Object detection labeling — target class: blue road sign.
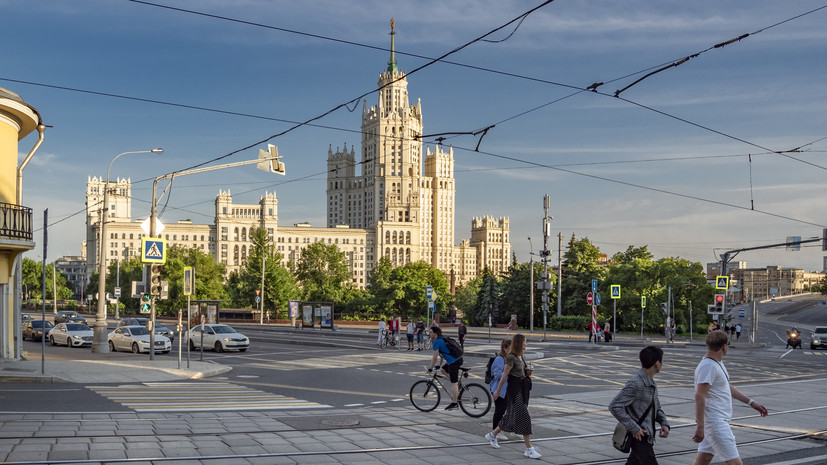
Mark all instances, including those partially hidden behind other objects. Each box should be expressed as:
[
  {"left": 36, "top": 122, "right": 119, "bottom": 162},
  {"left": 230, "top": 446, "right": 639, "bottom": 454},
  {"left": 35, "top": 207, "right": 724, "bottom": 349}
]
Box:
[
  {"left": 141, "top": 238, "right": 166, "bottom": 264},
  {"left": 592, "top": 279, "right": 598, "bottom": 293},
  {"left": 610, "top": 285, "right": 621, "bottom": 299},
  {"left": 596, "top": 293, "right": 601, "bottom": 306}
]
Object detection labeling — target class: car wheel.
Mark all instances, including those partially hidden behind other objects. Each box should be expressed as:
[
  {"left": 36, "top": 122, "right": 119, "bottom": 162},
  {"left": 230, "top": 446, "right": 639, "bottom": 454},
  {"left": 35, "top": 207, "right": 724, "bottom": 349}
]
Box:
[
  {"left": 132, "top": 342, "right": 140, "bottom": 354},
  {"left": 50, "top": 336, "right": 56, "bottom": 346},
  {"left": 109, "top": 341, "right": 116, "bottom": 352},
  {"left": 812, "top": 343, "right": 816, "bottom": 350},
  {"left": 214, "top": 341, "right": 224, "bottom": 353}
]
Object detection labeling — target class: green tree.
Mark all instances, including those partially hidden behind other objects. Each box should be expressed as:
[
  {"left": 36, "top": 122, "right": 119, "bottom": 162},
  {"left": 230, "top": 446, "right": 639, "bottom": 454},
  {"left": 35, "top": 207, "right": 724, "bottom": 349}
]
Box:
[
  {"left": 20, "top": 258, "right": 74, "bottom": 301},
  {"left": 369, "top": 259, "right": 449, "bottom": 319},
  {"left": 498, "top": 258, "right": 551, "bottom": 328},
  {"left": 155, "top": 245, "right": 229, "bottom": 316},
  {"left": 226, "top": 228, "right": 299, "bottom": 317},
  {"left": 472, "top": 269, "right": 500, "bottom": 325},
  {"left": 454, "top": 277, "right": 482, "bottom": 321},
  {"left": 295, "top": 241, "right": 351, "bottom": 303}
]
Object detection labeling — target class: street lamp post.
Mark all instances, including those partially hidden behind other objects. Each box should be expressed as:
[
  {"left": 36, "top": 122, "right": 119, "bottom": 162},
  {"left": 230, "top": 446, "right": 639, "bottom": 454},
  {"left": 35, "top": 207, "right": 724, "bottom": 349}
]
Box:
[
  {"left": 528, "top": 237, "right": 534, "bottom": 332},
  {"left": 92, "top": 149, "right": 163, "bottom": 353}
]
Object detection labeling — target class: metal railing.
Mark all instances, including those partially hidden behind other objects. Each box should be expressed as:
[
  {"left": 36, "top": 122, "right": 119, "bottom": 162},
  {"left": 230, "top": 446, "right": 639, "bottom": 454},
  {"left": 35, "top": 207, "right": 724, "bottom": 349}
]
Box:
[{"left": 0, "top": 202, "right": 33, "bottom": 241}]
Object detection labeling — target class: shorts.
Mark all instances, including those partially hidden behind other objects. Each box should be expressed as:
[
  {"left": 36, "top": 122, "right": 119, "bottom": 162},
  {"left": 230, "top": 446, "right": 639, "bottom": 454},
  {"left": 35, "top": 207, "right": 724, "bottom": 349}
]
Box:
[
  {"left": 443, "top": 358, "right": 463, "bottom": 383},
  {"left": 406, "top": 334, "right": 414, "bottom": 343},
  {"left": 698, "top": 420, "right": 739, "bottom": 462}
]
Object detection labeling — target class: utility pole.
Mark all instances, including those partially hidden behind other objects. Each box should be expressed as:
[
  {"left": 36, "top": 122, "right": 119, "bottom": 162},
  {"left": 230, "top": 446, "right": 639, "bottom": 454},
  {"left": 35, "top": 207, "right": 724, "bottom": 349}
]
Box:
[
  {"left": 529, "top": 239, "right": 534, "bottom": 332},
  {"left": 557, "top": 232, "right": 562, "bottom": 318},
  {"left": 541, "top": 195, "right": 552, "bottom": 341},
  {"left": 260, "top": 255, "right": 266, "bottom": 325},
  {"left": 115, "top": 259, "right": 120, "bottom": 321}
]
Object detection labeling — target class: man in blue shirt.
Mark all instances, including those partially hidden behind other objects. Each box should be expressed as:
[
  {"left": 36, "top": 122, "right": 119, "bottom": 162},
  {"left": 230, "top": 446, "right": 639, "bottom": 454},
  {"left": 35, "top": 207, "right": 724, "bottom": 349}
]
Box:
[{"left": 428, "top": 326, "right": 463, "bottom": 410}]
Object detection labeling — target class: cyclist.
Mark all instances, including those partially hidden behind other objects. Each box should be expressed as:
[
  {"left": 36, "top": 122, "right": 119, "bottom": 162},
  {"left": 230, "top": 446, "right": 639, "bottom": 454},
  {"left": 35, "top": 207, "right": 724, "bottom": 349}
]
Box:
[{"left": 427, "top": 326, "right": 463, "bottom": 410}]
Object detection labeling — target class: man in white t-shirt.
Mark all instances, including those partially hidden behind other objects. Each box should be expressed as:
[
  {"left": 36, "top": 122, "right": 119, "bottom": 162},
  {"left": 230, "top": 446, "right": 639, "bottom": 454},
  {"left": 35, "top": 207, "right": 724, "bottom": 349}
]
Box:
[{"left": 692, "top": 330, "right": 768, "bottom": 465}]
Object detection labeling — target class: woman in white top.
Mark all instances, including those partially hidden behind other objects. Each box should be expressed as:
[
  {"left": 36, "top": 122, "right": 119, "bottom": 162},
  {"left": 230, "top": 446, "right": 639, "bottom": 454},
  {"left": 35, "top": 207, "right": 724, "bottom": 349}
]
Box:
[{"left": 377, "top": 319, "right": 386, "bottom": 346}]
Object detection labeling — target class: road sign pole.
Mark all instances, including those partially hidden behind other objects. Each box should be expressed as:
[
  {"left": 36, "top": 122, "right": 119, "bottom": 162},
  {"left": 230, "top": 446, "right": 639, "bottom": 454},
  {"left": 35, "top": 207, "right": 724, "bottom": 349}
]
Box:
[{"left": 613, "top": 299, "right": 617, "bottom": 334}]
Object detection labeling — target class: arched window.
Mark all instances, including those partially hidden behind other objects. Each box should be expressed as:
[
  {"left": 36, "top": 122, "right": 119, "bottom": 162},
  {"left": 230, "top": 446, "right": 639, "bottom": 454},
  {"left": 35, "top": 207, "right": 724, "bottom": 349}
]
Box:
[
  {"left": 392, "top": 231, "right": 398, "bottom": 244},
  {"left": 406, "top": 232, "right": 411, "bottom": 244},
  {"left": 233, "top": 245, "right": 239, "bottom": 265},
  {"left": 406, "top": 248, "right": 411, "bottom": 263},
  {"left": 241, "top": 228, "right": 247, "bottom": 242},
  {"left": 129, "top": 233, "right": 133, "bottom": 239},
  {"left": 234, "top": 227, "right": 239, "bottom": 241},
  {"left": 385, "top": 231, "right": 390, "bottom": 243}
]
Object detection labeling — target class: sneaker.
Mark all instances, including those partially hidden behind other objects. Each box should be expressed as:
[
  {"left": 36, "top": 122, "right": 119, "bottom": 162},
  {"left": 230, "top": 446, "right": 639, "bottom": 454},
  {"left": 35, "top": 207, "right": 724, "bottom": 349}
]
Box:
[
  {"left": 484, "top": 432, "right": 500, "bottom": 449},
  {"left": 496, "top": 432, "right": 508, "bottom": 441},
  {"left": 524, "top": 447, "right": 541, "bottom": 459},
  {"left": 444, "top": 402, "right": 459, "bottom": 411}
]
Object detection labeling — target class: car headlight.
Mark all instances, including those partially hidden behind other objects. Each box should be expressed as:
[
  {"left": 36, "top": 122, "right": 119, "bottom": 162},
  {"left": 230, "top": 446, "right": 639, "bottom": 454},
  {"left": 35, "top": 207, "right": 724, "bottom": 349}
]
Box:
[
  {"left": 814, "top": 337, "right": 821, "bottom": 343},
  {"left": 72, "top": 335, "right": 82, "bottom": 340}
]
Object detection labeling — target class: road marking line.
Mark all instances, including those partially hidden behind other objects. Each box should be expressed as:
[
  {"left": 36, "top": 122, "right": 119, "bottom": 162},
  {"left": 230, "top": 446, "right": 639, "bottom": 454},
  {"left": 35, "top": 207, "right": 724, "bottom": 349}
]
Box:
[{"left": 766, "top": 453, "right": 827, "bottom": 465}]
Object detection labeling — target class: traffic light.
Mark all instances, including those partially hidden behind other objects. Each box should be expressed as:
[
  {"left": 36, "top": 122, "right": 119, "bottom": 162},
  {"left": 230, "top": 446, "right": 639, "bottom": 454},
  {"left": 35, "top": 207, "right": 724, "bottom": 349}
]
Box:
[
  {"left": 149, "top": 264, "right": 163, "bottom": 296},
  {"left": 659, "top": 302, "right": 668, "bottom": 315},
  {"left": 140, "top": 294, "right": 151, "bottom": 313},
  {"left": 714, "top": 294, "right": 725, "bottom": 313}
]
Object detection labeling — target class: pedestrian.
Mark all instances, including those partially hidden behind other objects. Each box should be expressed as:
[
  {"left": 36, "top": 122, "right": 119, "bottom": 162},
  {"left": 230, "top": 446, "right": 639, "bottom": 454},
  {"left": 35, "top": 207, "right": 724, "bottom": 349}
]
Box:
[
  {"left": 406, "top": 318, "right": 415, "bottom": 351},
  {"left": 588, "top": 321, "right": 599, "bottom": 342},
  {"left": 604, "top": 321, "right": 613, "bottom": 343},
  {"left": 389, "top": 315, "right": 399, "bottom": 344},
  {"left": 484, "top": 333, "right": 541, "bottom": 459},
  {"left": 707, "top": 321, "right": 716, "bottom": 334},
  {"left": 415, "top": 318, "right": 426, "bottom": 351},
  {"left": 729, "top": 324, "right": 736, "bottom": 340},
  {"left": 691, "top": 330, "right": 768, "bottom": 465},
  {"left": 457, "top": 320, "right": 467, "bottom": 348},
  {"left": 670, "top": 319, "right": 676, "bottom": 343},
  {"left": 735, "top": 323, "right": 742, "bottom": 341},
  {"left": 377, "top": 318, "right": 386, "bottom": 346},
  {"left": 609, "top": 346, "right": 671, "bottom": 464},
  {"left": 489, "top": 338, "right": 512, "bottom": 439}
]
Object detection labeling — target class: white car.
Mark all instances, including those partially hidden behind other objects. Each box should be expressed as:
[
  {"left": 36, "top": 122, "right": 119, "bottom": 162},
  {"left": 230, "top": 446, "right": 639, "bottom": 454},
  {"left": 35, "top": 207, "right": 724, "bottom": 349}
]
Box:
[
  {"left": 108, "top": 326, "right": 171, "bottom": 354},
  {"left": 49, "top": 323, "right": 93, "bottom": 348},
  {"left": 188, "top": 324, "right": 249, "bottom": 352}
]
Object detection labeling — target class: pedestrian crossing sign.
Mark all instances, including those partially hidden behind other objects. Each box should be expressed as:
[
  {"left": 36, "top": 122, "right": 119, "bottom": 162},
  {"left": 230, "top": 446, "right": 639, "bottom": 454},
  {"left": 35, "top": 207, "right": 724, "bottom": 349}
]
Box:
[
  {"left": 716, "top": 275, "right": 729, "bottom": 290},
  {"left": 610, "top": 285, "right": 621, "bottom": 299},
  {"left": 141, "top": 238, "right": 166, "bottom": 264}
]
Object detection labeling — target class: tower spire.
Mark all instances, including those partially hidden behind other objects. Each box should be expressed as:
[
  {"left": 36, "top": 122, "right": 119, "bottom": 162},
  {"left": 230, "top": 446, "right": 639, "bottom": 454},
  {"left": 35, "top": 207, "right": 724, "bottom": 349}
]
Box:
[{"left": 387, "top": 18, "right": 398, "bottom": 73}]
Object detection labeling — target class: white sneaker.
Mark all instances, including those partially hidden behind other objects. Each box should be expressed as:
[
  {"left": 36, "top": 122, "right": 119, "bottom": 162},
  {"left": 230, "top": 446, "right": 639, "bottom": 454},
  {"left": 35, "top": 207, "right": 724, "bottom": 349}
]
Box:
[
  {"left": 524, "top": 447, "right": 541, "bottom": 459},
  {"left": 496, "top": 432, "right": 508, "bottom": 441},
  {"left": 484, "top": 432, "right": 500, "bottom": 449}
]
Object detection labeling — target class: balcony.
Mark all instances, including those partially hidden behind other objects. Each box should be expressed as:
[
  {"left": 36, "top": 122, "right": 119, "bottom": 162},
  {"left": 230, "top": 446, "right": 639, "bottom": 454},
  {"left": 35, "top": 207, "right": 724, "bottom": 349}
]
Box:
[{"left": 0, "top": 202, "right": 33, "bottom": 242}]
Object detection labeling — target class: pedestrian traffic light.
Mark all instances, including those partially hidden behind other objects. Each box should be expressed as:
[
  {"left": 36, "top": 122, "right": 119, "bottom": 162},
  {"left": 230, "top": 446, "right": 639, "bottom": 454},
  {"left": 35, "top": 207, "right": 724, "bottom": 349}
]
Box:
[
  {"left": 140, "top": 293, "right": 151, "bottom": 313},
  {"left": 714, "top": 294, "right": 724, "bottom": 313},
  {"left": 149, "top": 264, "right": 163, "bottom": 296},
  {"left": 659, "top": 302, "right": 668, "bottom": 315}
]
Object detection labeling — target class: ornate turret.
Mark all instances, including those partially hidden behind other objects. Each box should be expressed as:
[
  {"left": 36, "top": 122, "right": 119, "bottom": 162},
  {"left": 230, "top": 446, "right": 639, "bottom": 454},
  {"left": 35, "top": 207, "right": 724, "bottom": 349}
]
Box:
[{"left": 388, "top": 18, "right": 399, "bottom": 73}]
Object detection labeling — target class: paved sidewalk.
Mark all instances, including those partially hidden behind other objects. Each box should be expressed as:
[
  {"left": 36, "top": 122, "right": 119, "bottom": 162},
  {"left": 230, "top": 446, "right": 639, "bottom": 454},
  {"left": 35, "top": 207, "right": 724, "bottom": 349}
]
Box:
[{"left": 0, "top": 357, "right": 229, "bottom": 384}]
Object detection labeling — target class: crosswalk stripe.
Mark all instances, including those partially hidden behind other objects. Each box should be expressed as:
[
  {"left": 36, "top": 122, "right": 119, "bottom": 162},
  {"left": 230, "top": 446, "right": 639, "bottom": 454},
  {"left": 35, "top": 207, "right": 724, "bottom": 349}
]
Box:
[
  {"left": 248, "top": 352, "right": 430, "bottom": 371},
  {"left": 88, "top": 382, "right": 330, "bottom": 412}
]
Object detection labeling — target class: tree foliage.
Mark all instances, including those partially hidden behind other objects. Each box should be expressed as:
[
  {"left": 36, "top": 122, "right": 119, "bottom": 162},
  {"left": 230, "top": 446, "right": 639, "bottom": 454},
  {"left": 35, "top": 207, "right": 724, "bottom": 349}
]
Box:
[
  {"left": 370, "top": 260, "right": 449, "bottom": 319},
  {"left": 294, "top": 241, "right": 351, "bottom": 305},
  {"left": 156, "top": 245, "right": 230, "bottom": 316}
]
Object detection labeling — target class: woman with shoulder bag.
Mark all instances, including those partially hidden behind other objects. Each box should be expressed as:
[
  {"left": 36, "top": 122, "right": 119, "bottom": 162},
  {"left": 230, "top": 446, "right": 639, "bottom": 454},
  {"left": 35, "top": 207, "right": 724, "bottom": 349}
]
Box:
[
  {"left": 484, "top": 334, "right": 541, "bottom": 459},
  {"left": 488, "top": 339, "right": 512, "bottom": 440}
]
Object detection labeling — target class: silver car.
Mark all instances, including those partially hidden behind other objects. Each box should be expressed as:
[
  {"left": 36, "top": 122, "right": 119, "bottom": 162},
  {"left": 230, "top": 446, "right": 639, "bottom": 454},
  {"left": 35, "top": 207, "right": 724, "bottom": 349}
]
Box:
[
  {"left": 810, "top": 327, "right": 827, "bottom": 350},
  {"left": 108, "top": 326, "right": 170, "bottom": 354},
  {"left": 188, "top": 324, "right": 249, "bottom": 352},
  {"left": 49, "top": 323, "right": 93, "bottom": 348}
]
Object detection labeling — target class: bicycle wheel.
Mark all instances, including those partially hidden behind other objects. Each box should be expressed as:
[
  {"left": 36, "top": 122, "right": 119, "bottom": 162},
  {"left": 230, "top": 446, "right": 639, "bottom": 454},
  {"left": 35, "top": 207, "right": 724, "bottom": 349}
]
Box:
[
  {"left": 409, "top": 380, "right": 441, "bottom": 412},
  {"left": 424, "top": 337, "right": 432, "bottom": 350},
  {"left": 380, "top": 331, "right": 388, "bottom": 349},
  {"left": 458, "top": 382, "right": 492, "bottom": 418}
]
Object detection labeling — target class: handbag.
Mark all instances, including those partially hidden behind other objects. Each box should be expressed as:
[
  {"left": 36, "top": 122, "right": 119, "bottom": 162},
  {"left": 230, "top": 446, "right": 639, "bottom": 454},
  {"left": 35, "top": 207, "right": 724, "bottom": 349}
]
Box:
[{"left": 612, "top": 399, "right": 654, "bottom": 453}]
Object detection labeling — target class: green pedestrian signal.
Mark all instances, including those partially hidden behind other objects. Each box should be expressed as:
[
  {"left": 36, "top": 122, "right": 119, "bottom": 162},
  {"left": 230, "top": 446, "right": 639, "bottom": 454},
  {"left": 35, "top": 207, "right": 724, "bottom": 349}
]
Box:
[{"left": 141, "top": 294, "right": 151, "bottom": 314}]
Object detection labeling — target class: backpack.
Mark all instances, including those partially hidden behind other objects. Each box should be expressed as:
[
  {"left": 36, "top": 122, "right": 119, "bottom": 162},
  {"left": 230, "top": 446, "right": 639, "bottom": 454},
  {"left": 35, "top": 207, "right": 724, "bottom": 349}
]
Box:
[
  {"left": 441, "top": 336, "right": 464, "bottom": 359},
  {"left": 484, "top": 355, "right": 496, "bottom": 384}
]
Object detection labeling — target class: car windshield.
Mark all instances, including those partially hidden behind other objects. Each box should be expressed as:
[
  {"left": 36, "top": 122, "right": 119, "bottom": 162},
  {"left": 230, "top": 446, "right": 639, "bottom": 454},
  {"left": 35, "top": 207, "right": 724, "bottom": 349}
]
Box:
[
  {"left": 815, "top": 328, "right": 827, "bottom": 334},
  {"left": 65, "top": 324, "right": 89, "bottom": 331},
  {"left": 212, "top": 325, "right": 235, "bottom": 334},
  {"left": 130, "top": 327, "right": 150, "bottom": 336},
  {"left": 33, "top": 321, "right": 54, "bottom": 329}
]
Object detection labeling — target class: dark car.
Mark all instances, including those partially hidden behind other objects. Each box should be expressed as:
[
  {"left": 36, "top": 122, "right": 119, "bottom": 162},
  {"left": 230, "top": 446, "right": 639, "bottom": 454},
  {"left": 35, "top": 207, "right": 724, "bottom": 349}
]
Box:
[
  {"left": 22, "top": 320, "right": 54, "bottom": 342},
  {"left": 119, "top": 318, "right": 175, "bottom": 343},
  {"left": 54, "top": 311, "right": 81, "bottom": 324},
  {"left": 67, "top": 316, "right": 89, "bottom": 325}
]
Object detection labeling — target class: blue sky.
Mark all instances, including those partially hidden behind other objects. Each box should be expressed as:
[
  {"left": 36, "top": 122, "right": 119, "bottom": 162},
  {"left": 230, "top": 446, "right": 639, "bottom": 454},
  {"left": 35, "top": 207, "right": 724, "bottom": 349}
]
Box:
[{"left": 4, "top": 0, "right": 826, "bottom": 272}]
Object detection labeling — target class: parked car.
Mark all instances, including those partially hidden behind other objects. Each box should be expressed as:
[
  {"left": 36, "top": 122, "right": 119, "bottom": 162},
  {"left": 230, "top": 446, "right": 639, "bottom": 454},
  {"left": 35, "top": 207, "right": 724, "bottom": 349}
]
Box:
[
  {"left": 22, "top": 320, "right": 54, "bottom": 342},
  {"left": 54, "top": 311, "right": 82, "bottom": 324},
  {"left": 67, "top": 316, "right": 88, "bottom": 325},
  {"left": 108, "top": 326, "right": 170, "bottom": 354},
  {"left": 119, "top": 318, "right": 175, "bottom": 343},
  {"left": 21, "top": 313, "right": 33, "bottom": 322},
  {"left": 49, "top": 323, "right": 93, "bottom": 348},
  {"left": 810, "top": 326, "right": 827, "bottom": 350},
  {"left": 188, "top": 324, "right": 249, "bottom": 352}
]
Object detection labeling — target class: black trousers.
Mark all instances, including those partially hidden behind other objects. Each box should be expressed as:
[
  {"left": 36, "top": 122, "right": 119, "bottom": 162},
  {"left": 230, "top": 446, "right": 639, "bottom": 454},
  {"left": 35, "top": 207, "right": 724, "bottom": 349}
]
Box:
[
  {"left": 625, "top": 436, "right": 658, "bottom": 465},
  {"left": 492, "top": 396, "right": 507, "bottom": 430}
]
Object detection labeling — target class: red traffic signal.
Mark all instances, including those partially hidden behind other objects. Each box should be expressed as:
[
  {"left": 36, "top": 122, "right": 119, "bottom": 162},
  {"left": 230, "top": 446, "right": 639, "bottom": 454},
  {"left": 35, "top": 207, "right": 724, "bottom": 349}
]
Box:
[{"left": 714, "top": 294, "right": 725, "bottom": 312}]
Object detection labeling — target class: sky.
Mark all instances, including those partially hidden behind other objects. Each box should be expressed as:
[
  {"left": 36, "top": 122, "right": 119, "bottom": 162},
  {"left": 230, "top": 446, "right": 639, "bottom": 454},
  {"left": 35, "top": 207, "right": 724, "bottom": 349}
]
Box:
[{"left": 3, "top": 0, "right": 826, "bottom": 273}]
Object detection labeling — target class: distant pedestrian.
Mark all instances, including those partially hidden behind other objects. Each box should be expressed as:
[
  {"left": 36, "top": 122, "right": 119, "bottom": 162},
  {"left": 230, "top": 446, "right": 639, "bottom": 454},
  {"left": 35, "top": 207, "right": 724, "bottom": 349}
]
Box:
[
  {"left": 735, "top": 323, "right": 742, "bottom": 341},
  {"left": 484, "top": 333, "right": 541, "bottom": 459},
  {"left": 603, "top": 321, "right": 612, "bottom": 343},
  {"left": 415, "top": 318, "right": 426, "bottom": 351},
  {"left": 609, "top": 346, "right": 671, "bottom": 464},
  {"left": 489, "top": 339, "right": 512, "bottom": 437},
  {"left": 691, "top": 331, "right": 768, "bottom": 465},
  {"left": 670, "top": 319, "right": 676, "bottom": 343},
  {"left": 457, "top": 320, "right": 467, "bottom": 348},
  {"left": 377, "top": 319, "right": 386, "bottom": 346},
  {"left": 406, "top": 318, "right": 415, "bottom": 351},
  {"left": 588, "top": 321, "right": 600, "bottom": 342},
  {"left": 729, "top": 324, "right": 736, "bottom": 339}
]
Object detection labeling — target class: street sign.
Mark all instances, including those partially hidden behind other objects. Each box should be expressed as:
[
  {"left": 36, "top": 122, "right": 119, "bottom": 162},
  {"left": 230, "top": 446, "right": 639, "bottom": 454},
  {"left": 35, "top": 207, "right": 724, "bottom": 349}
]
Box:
[
  {"left": 140, "top": 217, "right": 165, "bottom": 235},
  {"left": 587, "top": 292, "right": 594, "bottom": 305},
  {"left": 592, "top": 279, "right": 598, "bottom": 293},
  {"left": 428, "top": 301, "right": 435, "bottom": 311},
  {"left": 113, "top": 287, "right": 121, "bottom": 298},
  {"left": 255, "top": 289, "right": 261, "bottom": 297},
  {"left": 641, "top": 296, "right": 646, "bottom": 308},
  {"left": 595, "top": 293, "right": 601, "bottom": 306},
  {"left": 289, "top": 300, "right": 299, "bottom": 318},
  {"left": 738, "top": 308, "right": 745, "bottom": 318},
  {"left": 141, "top": 238, "right": 166, "bottom": 264},
  {"left": 183, "top": 266, "right": 193, "bottom": 296},
  {"left": 716, "top": 276, "right": 729, "bottom": 290},
  {"left": 255, "top": 296, "right": 261, "bottom": 304},
  {"left": 610, "top": 285, "right": 621, "bottom": 299},
  {"left": 425, "top": 286, "right": 433, "bottom": 300}
]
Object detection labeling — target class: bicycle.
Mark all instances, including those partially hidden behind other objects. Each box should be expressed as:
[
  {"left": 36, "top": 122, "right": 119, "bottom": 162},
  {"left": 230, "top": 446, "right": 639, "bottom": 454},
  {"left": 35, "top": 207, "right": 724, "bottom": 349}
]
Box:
[
  {"left": 409, "top": 365, "right": 492, "bottom": 417},
  {"left": 423, "top": 328, "right": 432, "bottom": 350},
  {"left": 380, "top": 329, "right": 398, "bottom": 349}
]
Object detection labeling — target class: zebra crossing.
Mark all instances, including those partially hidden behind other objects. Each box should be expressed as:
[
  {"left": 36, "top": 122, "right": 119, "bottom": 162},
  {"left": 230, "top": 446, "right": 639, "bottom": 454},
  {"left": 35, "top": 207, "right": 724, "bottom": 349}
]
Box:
[
  {"left": 87, "top": 382, "right": 330, "bottom": 412},
  {"left": 248, "top": 351, "right": 431, "bottom": 371}
]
